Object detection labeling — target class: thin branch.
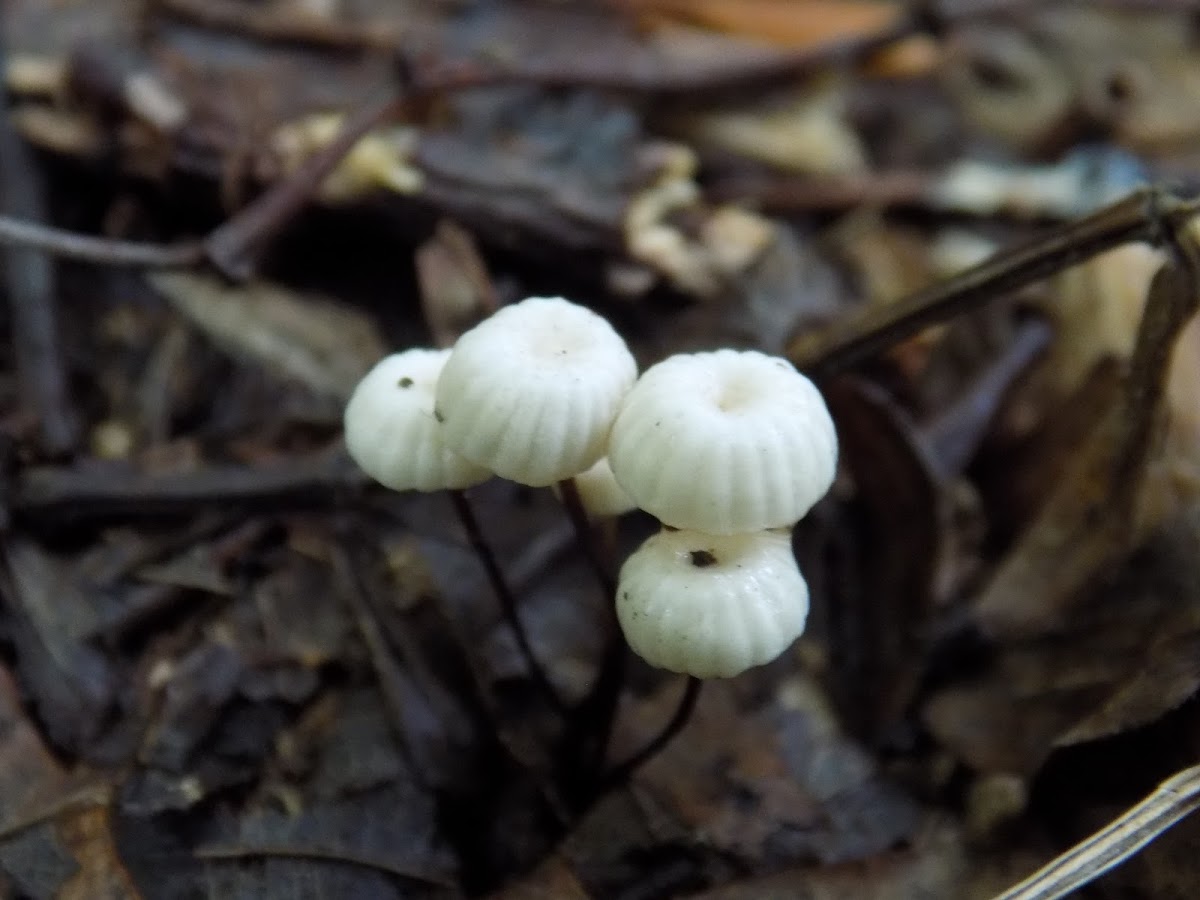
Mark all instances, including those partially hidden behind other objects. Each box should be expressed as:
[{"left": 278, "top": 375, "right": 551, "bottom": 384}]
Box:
[
  {"left": 200, "top": 88, "right": 402, "bottom": 280},
  {"left": 10, "top": 453, "right": 369, "bottom": 522},
  {"left": 991, "top": 764, "right": 1200, "bottom": 900},
  {"left": 0, "top": 217, "right": 202, "bottom": 268},
  {"left": 789, "top": 189, "right": 1200, "bottom": 378}
]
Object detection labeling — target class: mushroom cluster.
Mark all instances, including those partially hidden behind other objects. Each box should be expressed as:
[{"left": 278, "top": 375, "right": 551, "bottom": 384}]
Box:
[
  {"left": 344, "top": 296, "right": 638, "bottom": 494},
  {"left": 608, "top": 350, "right": 838, "bottom": 679},
  {"left": 344, "top": 298, "right": 837, "bottom": 682}
]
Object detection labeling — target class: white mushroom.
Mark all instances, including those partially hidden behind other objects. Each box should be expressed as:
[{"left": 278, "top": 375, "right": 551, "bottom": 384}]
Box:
[
  {"left": 344, "top": 349, "right": 491, "bottom": 491},
  {"left": 551, "top": 457, "right": 637, "bottom": 518},
  {"left": 609, "top": 349, "right": 837, "bottom": 534},
  {"left": 435, "top": 296, "right": 637, "bottom": 487},
  {"left": 617, "top": 528, "right": 809, "bottom": 679}
]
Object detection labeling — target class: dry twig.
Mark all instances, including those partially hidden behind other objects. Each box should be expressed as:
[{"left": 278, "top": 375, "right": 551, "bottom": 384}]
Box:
[{"left": 992, "top": 764, "right": 1200, "bottom": 900}]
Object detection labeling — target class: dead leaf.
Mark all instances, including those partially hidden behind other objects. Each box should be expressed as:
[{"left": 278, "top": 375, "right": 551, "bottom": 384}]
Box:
[
  {"left": 822, "top": 377, "right": 942, "bottom": 738},
  {"left": 147, "top": 272, "right": 386, "bottom": 403},
  {"left": 616, "top": 0, "right": 901, "bottom": 49},
  {"left": 488, "top": 853, "right": 591, "bottom": 900},
  {"left": 56, "top": 806, "right": 141, "bottom": 900},
  {"left": 416, "top": 220, "right": 497, "bottom": 349},
  {"left": 926, "top": 503, "right": 1200, "bottom": 775}
]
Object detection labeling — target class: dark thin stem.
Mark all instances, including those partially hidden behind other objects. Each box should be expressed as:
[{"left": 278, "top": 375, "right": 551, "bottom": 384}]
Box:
[
  {"left": 447, "top": 489, "right": 565, "bottom": 712},
  {"left": 790, "top": 189, "right": 1200, "bottom": 378},
  {"left": 556, "top": 478, "right": 626, "bottom": 784},
  {"left": 598, "top": 676, "right": 702, "bottom": 793},
  {"left": 555, "top": 479, "right": 615, "bottom": 597}
]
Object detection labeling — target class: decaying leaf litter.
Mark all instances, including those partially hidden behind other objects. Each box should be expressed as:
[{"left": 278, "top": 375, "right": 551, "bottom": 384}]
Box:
[{"left": 3, "top": 0, "right": 1200, "bottom": 896}]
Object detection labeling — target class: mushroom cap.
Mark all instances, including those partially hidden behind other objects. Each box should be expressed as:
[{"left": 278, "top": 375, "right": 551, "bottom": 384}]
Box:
[
  {"left": 617, "top": 528, "right": 809, "bottom": 678},
  {"left": 608, "top": 349, "right": 837, "bottom": 534},
  {"left": 553, "top": 457, "right": 637, "bottom": 518},
  {"left": 344, "top": 349, "right": 491, "bottom": 492},
  {"left": 435, "top": 296, "right": 637, "bottom": 486}
]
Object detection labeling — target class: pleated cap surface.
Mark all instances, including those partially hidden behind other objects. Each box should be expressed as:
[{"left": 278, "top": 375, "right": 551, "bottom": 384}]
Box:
[
  {"left": 435, "top": 297, "right": 637, "bottom": 486},
  {"left": 609, "top": 349, "right": 837, "bottom": 533},
  {"left": 344, "top": 349, "right": 491, "bottom": 492},
  {"left": 617, "top": 528, "right": 809, "bottom": 678}
]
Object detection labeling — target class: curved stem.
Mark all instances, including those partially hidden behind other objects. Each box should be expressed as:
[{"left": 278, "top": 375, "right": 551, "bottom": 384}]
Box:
[
  {"left": 555, "top": 478, "right": 615, "bottom": 596},
  {"left": 448, "top": 488, "right": 565, "bottom": 712},
  {"left": 555, "top": 477, "right": 628, "bottom": 787},
  {"left": 598, "top": 676, "right": 702, "bottom": 793}
]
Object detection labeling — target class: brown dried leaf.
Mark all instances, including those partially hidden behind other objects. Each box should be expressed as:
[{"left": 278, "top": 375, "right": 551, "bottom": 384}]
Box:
[
  {"left": 822, "top": 378, "right": 941, "bottom": 737},
  {"left": 488, "top": 854, "right": 591, "bottom": 900},
  {"left": 146, "top": 272, "right": 386, "bottom": 403},
  {"left": 608, "top": 676, "right": 920, "bottom": 866},
  {"left": 616, "top": 0, "right": 902, "bottom": 49},
  {"left": 56, "top": 806, "right": 141, "bottom": 900},
  {"left": 415, "top": 220, "right": 497, "bottom": 349},
  {"left": 927, "top": 503, "right": 1200, "bottom": 775},
  {"left": 942, "top": 7, "right": 1200, "bottom": 153},
  {"left": 0, "top": 666, "right": 69, "bottom": 827},
  {"left": 680, "top": 821, "right": 965, "bottom": 900},
  {"left": 973, "top": 259, "right": 1196, "bottom": 638}
]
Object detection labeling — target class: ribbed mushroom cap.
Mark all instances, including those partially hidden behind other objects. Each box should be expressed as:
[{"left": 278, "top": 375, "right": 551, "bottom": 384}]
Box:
[
  {"left": 552, "top": 457, "right": 637, "bottom": 518},
  {"left": 344, "top": 349, "right": 491, "bottom": 492},
  {"left": 435, "top": 296, "right": 637, "bottom": 487},
  {"left": 608, "top": 349, "right": 837, "bottom": 534},
  {"left": 617, "top": 528, "right": 809, "bottom": 679}
]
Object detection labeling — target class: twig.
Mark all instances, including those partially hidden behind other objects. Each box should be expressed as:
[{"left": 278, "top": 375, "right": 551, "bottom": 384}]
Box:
[
  {"left": 0, "top": 217, "right": 202, "bottom": 268},
  {"left": 201, "top": 89, "right": 402, "bottom": 280},
  {"left": 598, "top": 676, "right": 702, "bottom": 793},
  {"left": 991, "top": 764, "right": 1200, "bottom": 900},
  {"left": 194, "top": 843, "right": 456, "bottom": 888},
  {"left": 0, "top": 22, "right": 78, "bottom": 455},
  {"left": 789, "top": 189, "right": 1200, "bottom": 377},
  {"left": 447, "top": 489, "right": 565, "bottom": 712},
  {"left": 10, "top": 452, "right": 369, "bottom": 522}
]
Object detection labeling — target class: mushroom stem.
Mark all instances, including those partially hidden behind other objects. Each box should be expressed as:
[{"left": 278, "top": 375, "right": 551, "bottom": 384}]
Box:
[
  {"left": 599, "top": 676, "right": 702, "bottom": 792},
  {"left": 555, "top": 478, "right": 616, "bottom": 597},
  {"left": 447, "top": 488, "right": 565, "bottom": 712},
  {"left": 555, "top": 476, "right": 628, "bottom": 782}
]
